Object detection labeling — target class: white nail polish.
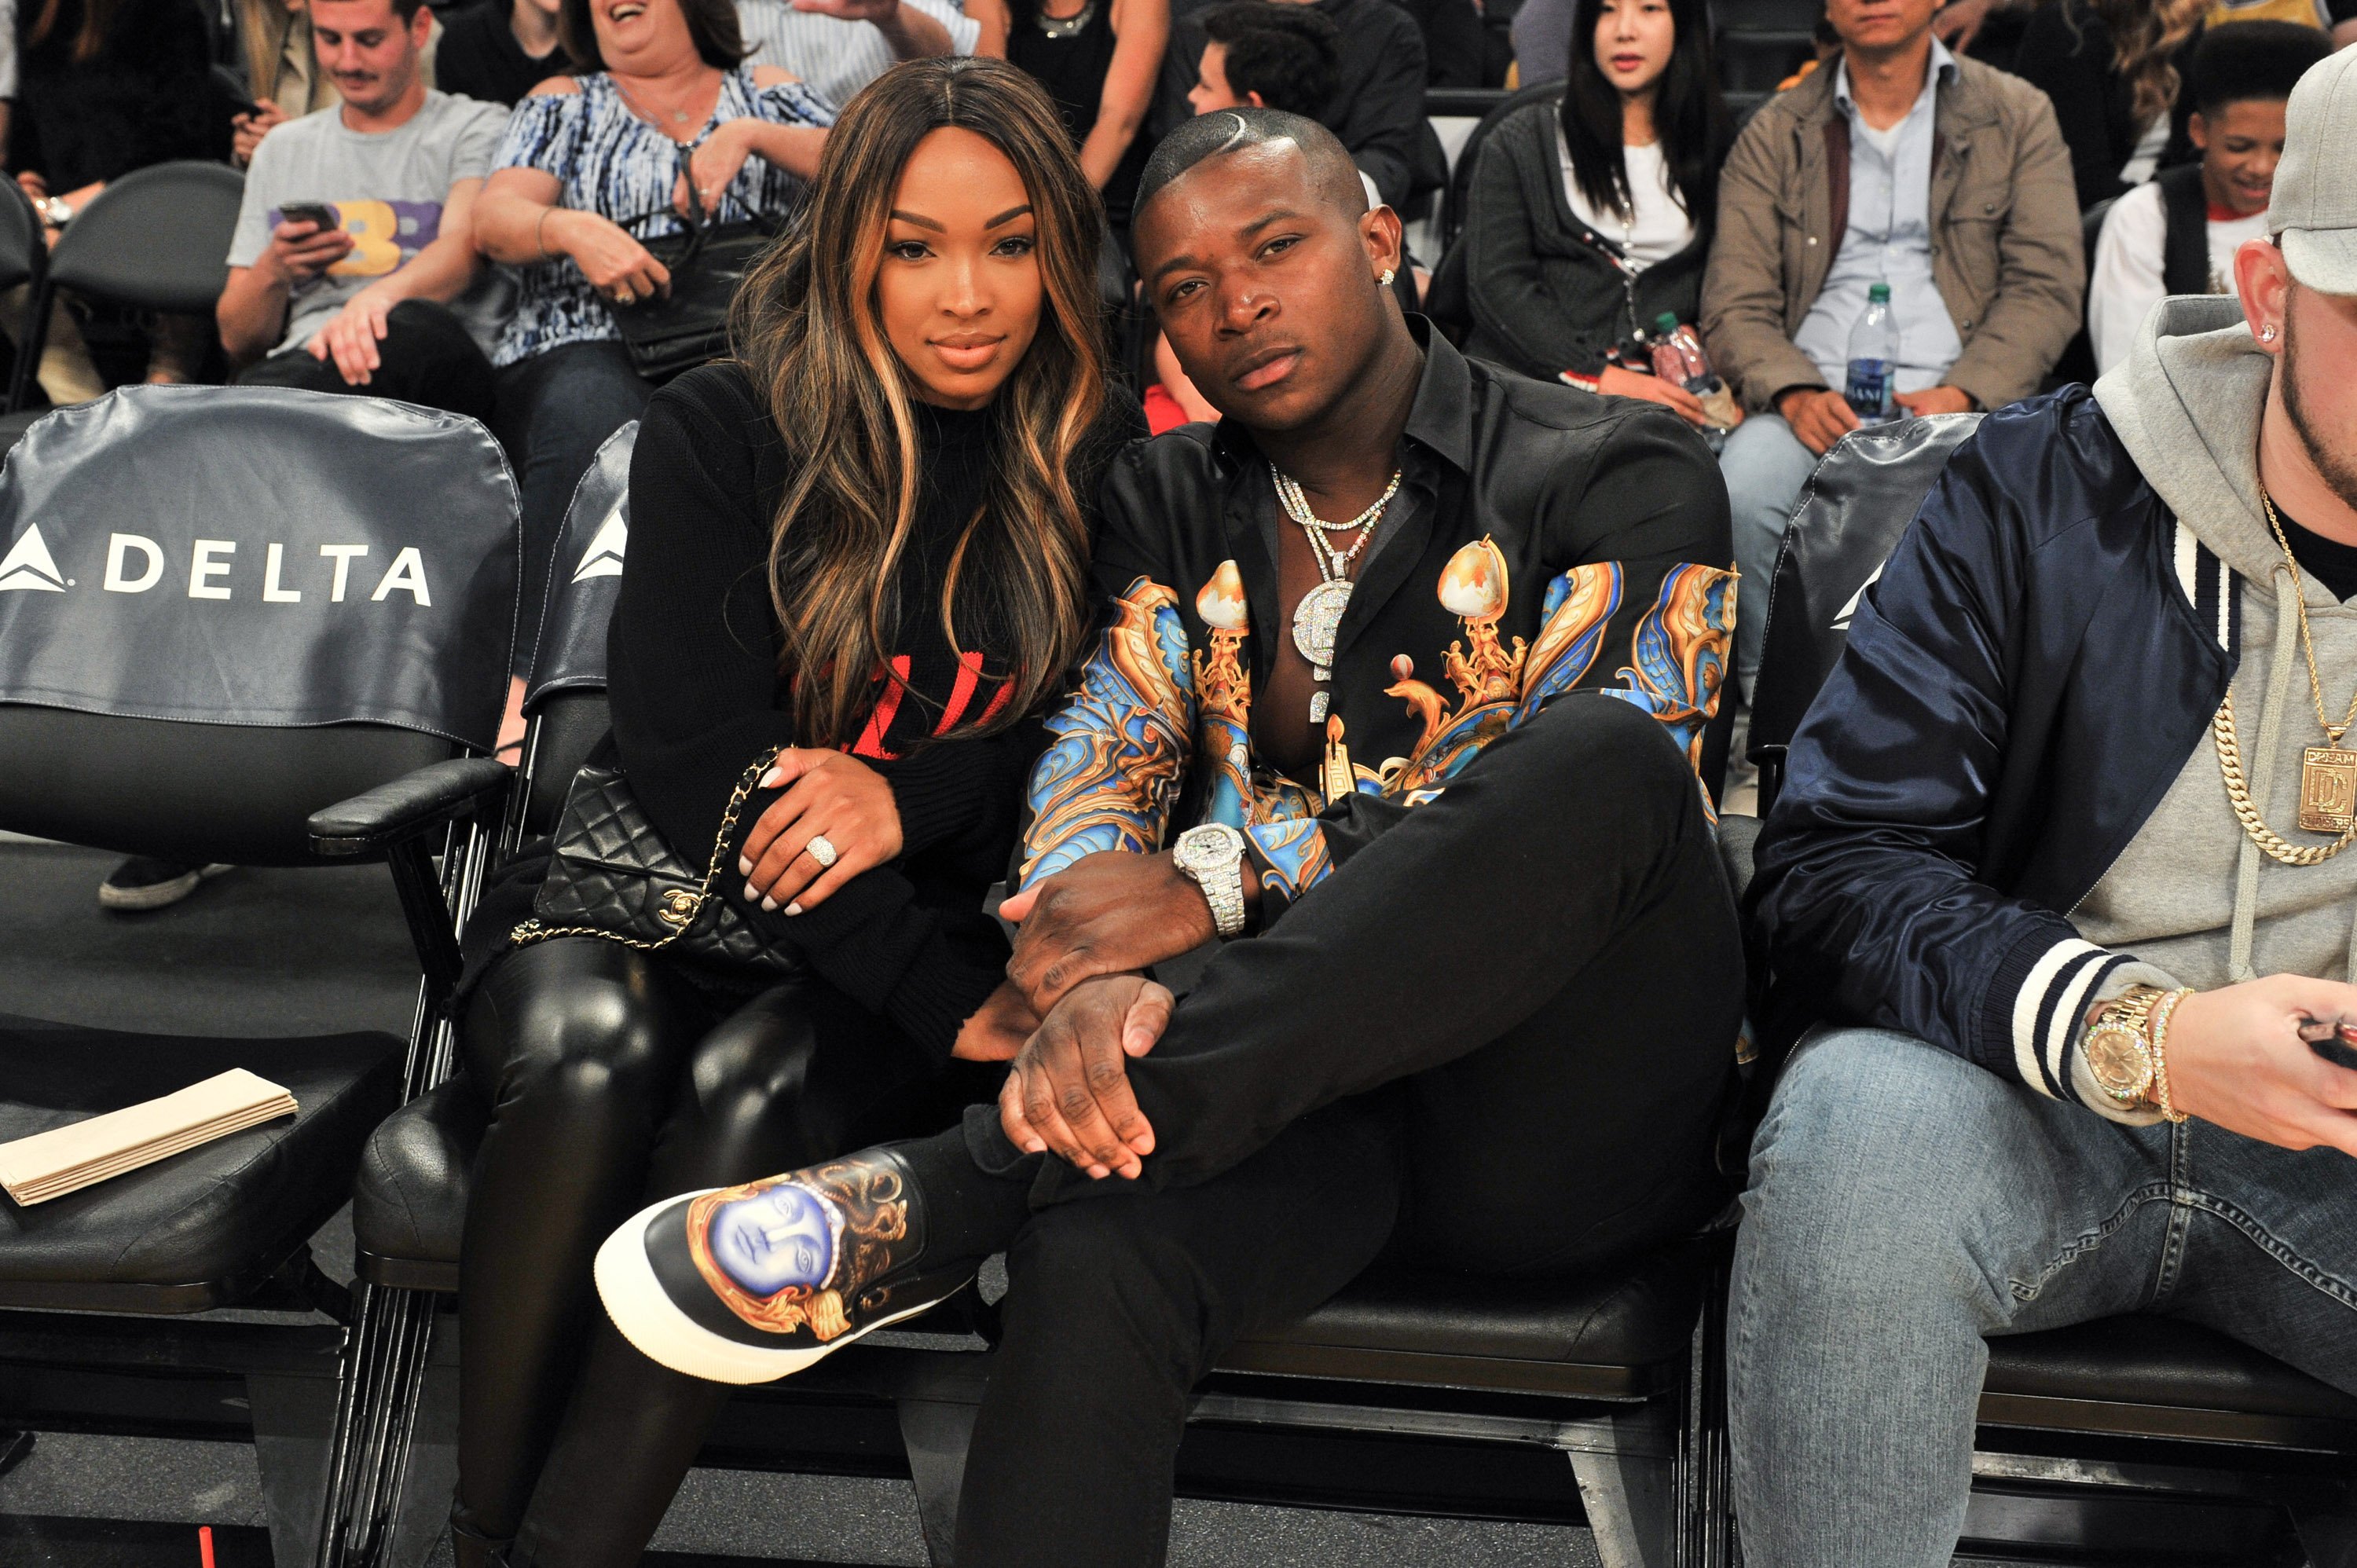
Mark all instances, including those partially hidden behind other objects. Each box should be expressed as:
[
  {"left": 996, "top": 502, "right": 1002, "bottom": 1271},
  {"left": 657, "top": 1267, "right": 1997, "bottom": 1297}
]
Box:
[
  {"left": 737, "top": 856, "right": 751, "bottom": 876},
  {"left": 759, "top": 768, "right": 783, "bottom": 788},
  {"left": 761, "top": 896, "right": 777, "bottom": 911},
  {"left": 742, "top": 882, "right": 757, "bottom": 902},
  {"left": 785, "top": 901, "right": 803, "bottom": 916}
]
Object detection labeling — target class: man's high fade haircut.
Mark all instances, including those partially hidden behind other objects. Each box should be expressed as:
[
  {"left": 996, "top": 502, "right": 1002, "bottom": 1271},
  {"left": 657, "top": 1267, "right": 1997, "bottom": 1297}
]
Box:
[
  {"left": 1134, "top": 108, "right": 1369, "bottom": 224},
  {"left": 2187, "top": 20, "right": 2330, "bottom": 117}
]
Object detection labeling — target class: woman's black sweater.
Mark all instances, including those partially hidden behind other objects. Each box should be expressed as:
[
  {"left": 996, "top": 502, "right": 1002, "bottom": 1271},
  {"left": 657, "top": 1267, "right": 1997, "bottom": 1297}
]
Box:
[{"left": 599, "top": 364, "right": 1044, "bottom": 1060}]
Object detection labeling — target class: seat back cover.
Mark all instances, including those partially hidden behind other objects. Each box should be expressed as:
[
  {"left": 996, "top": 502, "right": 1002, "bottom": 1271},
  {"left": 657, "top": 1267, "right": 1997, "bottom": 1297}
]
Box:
[
  {"left": 526, "top": 420, "right": 634, "bottom": 713},
  {"left": 1748, "top": 412, "right": 1981, "bottom": 801},
  {"left": 0, "top": 387, "right": 521, "bottom": 863}
]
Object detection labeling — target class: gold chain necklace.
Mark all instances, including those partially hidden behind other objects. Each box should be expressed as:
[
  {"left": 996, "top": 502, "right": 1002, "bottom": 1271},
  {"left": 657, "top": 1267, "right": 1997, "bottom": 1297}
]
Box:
[{"left": 2212, "top": 486, "right": 2357, "bottom": 860}]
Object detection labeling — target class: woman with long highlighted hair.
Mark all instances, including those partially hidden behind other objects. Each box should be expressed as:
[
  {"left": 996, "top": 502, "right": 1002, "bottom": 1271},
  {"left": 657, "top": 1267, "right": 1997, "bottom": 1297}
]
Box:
[{"left": 447, "top": 56, "right": 1133, "bottom": 1568}]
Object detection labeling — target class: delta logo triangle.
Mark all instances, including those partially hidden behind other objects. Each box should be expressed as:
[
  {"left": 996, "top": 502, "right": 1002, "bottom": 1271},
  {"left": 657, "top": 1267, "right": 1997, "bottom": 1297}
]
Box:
[
  {"left": 0, "top": 526, "right": 66, "bottom": 592},
  {"left": 571, "top": 503, "right": 627, "bottom": 584},
  {"left": 1831, "top": 562, "right": 1884, "bottom": 632}
]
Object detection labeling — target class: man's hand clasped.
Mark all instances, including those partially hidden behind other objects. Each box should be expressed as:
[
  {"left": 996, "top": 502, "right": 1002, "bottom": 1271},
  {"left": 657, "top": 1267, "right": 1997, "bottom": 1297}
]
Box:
[{"left": 985, "top": 850, "right": 1230, "bottom": 1178}]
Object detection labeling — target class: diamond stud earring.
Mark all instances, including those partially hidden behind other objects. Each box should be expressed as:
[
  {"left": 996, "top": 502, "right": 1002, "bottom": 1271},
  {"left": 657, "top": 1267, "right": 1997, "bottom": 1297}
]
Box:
[
  {"left": 1379, "top": 268, "right": 1396, "bottom": 287},
  {"left": 2261, "top": 324, "right": 2279, "bottom": 343}
]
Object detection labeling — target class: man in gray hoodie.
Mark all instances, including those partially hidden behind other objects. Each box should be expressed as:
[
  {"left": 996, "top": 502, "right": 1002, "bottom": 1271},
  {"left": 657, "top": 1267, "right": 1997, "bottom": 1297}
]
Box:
[{"left": 1732, "top": 49, "right": 2357, "bottom": 1566}]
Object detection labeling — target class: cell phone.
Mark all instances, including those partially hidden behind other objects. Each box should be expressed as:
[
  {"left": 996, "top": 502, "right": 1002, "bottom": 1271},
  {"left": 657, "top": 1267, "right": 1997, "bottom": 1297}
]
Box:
[{"left": 280, "top": 201, "right": 341, "bottom": 233}]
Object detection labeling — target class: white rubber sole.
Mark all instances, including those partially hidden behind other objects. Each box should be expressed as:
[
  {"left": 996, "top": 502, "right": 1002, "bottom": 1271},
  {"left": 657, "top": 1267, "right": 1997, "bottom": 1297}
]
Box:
[
  {"left": 98, "top": 863, "right": 232, "bottom": 911},
  {"left": 593, "top": 1191, "right": 957, "bottom": 1386}
]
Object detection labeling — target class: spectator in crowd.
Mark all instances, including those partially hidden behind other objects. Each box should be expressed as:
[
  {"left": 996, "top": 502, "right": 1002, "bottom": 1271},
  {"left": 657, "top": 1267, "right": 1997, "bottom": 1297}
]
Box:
[
  {"left": 598, "top": 109, "right": 1741, "bottom": 1568},
  {"left": 219, "top": 0, "right": 509, "bottom": 418},
  {"left": 1732, "top": 48, "right": 2357, "bottom": 1566},
  {"left": 1701, "top": 0, "right": 2080, "bottom": 696},
  {"left": 445, "top": 59, "right": 1128, "bottom": 1568},
  {"left": 1462, "top": 0, "right": 1728, "bottom": 425},
  {"left": 733, "top": 0, "right": 976, "bottom": 112},
  {"left": 8, "top": 0, "right": 230, "bottom": 412},
  {"left": 1146, "top": 0, "right": 1334, "bottom": 430},
  {"left": 470, "top": 0, "right": 830, "bottom": 675},
  {"left": 1152, "top": 0, "right": 1426, "bottom": 209},
  {"left": 2088, "top": 19, "right": 2326, "bottom": 373},
  {"left": 2013, "top": 0, "right": 2205, "bottom": 212},
  {"left": 1393, "top": 0, "right": 1486, "bottom": 88},
  {"left": 233, "top": 0, "right": 443, "bottom": 163},
  {"left": 981, "top": 0, "right": 1167, "bottom": 223},
  {"left": 435, "top": 0, "right": 563, "bottom": 104}
]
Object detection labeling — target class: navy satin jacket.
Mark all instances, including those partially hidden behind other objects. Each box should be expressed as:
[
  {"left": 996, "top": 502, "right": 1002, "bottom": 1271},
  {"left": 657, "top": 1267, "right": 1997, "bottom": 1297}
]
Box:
[{"left": 1748, "top": 385, "right": 2245, "bottom": 1105}]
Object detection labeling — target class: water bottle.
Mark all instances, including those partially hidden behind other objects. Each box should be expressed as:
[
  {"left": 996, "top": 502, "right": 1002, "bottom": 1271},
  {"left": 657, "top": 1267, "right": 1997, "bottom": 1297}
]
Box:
[
  {"left": 1650, "top": 312, "right": 1710, "bottom": 390},
  {"left": 1844, "top": 283, "right": 1901, "bottom": 424}
]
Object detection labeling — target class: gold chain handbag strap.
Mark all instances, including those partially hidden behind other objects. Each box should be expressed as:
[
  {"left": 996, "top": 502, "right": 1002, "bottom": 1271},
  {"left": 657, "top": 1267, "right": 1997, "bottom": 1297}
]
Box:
[
  {"left": 510, "top": 745, "right": 786, "bottom": 953},
  {"left": 2212, "top": 692, "right": 2356, "bottom": 866}
]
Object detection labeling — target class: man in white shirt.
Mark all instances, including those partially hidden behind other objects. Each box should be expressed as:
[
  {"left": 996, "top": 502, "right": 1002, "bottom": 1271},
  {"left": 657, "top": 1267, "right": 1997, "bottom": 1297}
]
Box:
[
  {"left": 2088, "top": 20, "right": 2328, "bottom": 375},
  {"left": 218, "top": 0, "right": 508, "bottom": 423},
  {"left": 733, "top": 0, "right": 978, "bottom": 112}
]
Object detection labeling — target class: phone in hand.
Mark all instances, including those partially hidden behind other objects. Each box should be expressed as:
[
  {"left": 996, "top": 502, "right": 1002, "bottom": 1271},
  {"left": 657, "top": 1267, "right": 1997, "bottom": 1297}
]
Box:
[
  {"left": 280, "top": 201, "right": 341, "bottom": 234},
  {"left": 2299, "top": 1016, "right": 2357, "bottom": 1072}
]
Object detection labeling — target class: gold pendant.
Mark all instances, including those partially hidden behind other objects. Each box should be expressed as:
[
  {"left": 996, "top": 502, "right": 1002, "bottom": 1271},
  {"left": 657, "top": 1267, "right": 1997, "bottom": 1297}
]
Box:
[
  {"left": 1321, "top": 716, "right": 1355, "bottom": 803},
  {"left": 2300, "top": 746, "right": 2357, "bottom": 833}
]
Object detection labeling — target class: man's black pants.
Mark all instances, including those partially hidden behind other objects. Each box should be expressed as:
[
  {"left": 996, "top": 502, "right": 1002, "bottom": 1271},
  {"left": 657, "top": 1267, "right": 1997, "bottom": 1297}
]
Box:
[
  {"left": 955, "top": 693, "right": 1747, "bottom": 1566},
  {"left": 235, "top": 299, "right": 497, "bottom": 423}
]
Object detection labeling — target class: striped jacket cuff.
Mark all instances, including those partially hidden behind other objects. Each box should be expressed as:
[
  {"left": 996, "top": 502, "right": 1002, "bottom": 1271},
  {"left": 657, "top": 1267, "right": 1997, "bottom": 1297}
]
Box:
[{"left": 1991, "top": 934, "right": 2136, "bottom": 1106}]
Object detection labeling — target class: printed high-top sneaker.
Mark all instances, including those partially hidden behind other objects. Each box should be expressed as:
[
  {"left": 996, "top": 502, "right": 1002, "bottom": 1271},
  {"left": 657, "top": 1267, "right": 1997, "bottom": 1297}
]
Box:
[{"left": 595, "top": 1147, "right": 977, "bottom": 1384}]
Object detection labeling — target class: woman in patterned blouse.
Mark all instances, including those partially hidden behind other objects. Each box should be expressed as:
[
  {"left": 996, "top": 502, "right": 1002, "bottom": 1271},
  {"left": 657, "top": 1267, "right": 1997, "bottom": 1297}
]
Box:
[{"left": 473, "top": 0, "right": 831, "bottom": 676}]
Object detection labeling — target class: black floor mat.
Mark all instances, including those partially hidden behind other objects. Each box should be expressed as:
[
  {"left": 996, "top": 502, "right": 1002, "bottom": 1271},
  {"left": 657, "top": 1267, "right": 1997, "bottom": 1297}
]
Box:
[{"left": 0, "top": 841, "right": 420, "bottom": 1039}]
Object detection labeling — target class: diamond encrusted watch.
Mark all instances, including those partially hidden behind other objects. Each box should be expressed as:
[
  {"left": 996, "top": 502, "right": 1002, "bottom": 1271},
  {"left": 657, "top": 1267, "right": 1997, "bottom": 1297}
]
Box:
[
  {"left": 1171, "top": 822, "right": 1248, "bottom": 939},
  {"left": 2084, "top": 985, "right": 2168, "bottom": 1109}
]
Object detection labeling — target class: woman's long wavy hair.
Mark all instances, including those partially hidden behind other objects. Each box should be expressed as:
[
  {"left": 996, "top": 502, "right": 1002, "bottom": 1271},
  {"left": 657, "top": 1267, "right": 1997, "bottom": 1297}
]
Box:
[
  {"left": 732, "top": 57, "right": 1109, "bottom": 751},
  {"left": 2072, "top": 0, "right": 2205, "bottom": 134},
  {"left": 1560, "top": 0, "right": 1728, "bottom": 229}
]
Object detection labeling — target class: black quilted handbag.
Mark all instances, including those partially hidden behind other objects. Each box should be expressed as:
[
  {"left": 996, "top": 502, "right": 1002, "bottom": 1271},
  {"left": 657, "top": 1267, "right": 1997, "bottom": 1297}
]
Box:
[{"left": 509, "top": 748, "right": 803, "bottom": 978}]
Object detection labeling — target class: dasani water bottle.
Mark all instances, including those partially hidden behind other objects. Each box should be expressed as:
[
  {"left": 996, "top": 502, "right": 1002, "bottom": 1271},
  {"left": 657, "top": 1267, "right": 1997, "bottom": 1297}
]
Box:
[{"left": 1844, "top": 283, "right": 1901, "bottom": 424}]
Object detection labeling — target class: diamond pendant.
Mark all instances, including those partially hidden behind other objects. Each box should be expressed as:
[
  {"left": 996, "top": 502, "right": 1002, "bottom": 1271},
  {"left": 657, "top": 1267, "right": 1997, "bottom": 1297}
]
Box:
[
  {"left": 1293, "top": 579, "right": 1351, "bottom": 672},
  {"left": 2301, "top": 746, "right": 2357, "bottom": 832},
  {"left": 1309, "top": 689, "right": 1329, "bottom": 724}
]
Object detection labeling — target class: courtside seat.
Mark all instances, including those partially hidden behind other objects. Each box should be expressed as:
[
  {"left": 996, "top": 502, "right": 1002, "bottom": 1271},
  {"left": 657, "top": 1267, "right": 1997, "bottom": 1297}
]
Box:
[
  {"left": 1225, "top": 1235, "right": 1721, "bottom": 1399},
  {"left": 1983, "top": 1318, "right": 2357, "bottom": 1445},
  {"left": 351, "top": 1078, "right": 481, "bottom": 1295},
  {"left": 0, "top": 1018, "right": 400, "bottom": 1313}
]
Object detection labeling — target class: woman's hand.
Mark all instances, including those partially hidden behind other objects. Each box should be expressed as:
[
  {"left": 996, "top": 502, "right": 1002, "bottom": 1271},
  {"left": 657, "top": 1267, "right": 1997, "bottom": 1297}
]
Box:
[
  {"left": 551, "top": 207, "right": 671, "bottom": 305},
  {"left": 737, "top": 749, "right": 905, "bottom": 914},
  {"left": 1597, "top": 364, "right": 1709, "bottom": 427},
  {"left": 951, "top": 980, "right": 1039, "bottom": 1063},
  {"left": 233, "top": 101, "right": 289, "bottom": 167},
  {"left": 676, "top": 119, "right": 757, "bottom": 217}
]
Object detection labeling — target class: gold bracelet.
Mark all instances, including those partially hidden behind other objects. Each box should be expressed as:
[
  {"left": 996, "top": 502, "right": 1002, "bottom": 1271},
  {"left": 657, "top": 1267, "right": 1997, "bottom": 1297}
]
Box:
[
  {"left": 2148, "top": 986, "right": 2193, "bottom": 1124},
  {"left": 534, "top": 206, "right": 555, "bottom": 262}
]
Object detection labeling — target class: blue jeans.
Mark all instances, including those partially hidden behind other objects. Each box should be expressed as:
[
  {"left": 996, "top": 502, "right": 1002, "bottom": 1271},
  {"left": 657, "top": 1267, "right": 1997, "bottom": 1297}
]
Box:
[
  {"left": 1730, "top": 1027, "right": 2357, "bottom": 1567},
  {"left": 1716, "top": 412, "right": 1821, "bottom": 689}
]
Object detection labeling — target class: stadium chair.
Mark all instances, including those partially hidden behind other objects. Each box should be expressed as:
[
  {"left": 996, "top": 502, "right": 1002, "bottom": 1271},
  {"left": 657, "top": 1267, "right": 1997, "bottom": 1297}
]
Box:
[
  {"left": 343, "top": 419, "right": 1743, "bottom": 1568},
  {"left": 0, "top": 179, "right": 50, "bottom": 458},
  {"left": 0, "top": 386, "right": 519, "bottom": 1568},
  {"left": 1732, "top": 416, "right": 2357, "bottom": 1563},
  {"left": 1714, "top": 0, "right": 1819, "bottom": 97},
  {"left": 2, "top": 160, "right": 245, "bottom": 417}
]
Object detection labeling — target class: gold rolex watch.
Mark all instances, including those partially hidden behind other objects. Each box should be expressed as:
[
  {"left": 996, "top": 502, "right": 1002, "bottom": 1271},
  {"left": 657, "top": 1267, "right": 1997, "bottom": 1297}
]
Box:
[{"left": 2084, "top": 986, "right": 2168, "bottom": 1109}]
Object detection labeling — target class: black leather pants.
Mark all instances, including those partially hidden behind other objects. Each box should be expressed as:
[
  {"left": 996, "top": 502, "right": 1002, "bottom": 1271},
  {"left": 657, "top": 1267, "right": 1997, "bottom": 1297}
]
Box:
[{"left": 453, "top": 938, "right": 982, "bottom": 1568}]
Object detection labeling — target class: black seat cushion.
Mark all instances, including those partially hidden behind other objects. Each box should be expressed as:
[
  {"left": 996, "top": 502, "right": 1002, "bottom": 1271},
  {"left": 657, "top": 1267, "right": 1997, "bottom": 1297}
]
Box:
[
  {"left": 0, "top": 1013, "right": 401, "bottom": 1312},
  {"left": 1222, "top": 1234, "right": 1725, "bottom": 1398},
  {"left": 353, "top": 1076, "right": 482, "bottom": 1291},
  {"left": 1986, "top": 1315, "right": 2357, "bottom": 1428},
  {"left": 356, "top": 1083, "right": 1719, "bottom": 1394}
]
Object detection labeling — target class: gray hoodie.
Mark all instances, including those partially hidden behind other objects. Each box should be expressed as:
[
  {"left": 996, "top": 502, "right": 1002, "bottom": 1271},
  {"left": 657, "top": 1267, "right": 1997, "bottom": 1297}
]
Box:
[{"left": 2070, "top": 294, "right": 2357, "bottom": 1119}]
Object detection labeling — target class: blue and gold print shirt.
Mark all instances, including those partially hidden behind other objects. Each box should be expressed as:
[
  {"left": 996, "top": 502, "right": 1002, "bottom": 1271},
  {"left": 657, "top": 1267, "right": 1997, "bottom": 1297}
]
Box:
[{"left": 1019, "top": 328, "right": 1737, "bottom": 916}]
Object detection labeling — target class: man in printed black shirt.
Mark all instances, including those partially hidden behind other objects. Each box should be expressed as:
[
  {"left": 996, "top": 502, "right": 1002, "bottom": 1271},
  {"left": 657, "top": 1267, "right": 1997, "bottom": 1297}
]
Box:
[{"left": 593, "top": 111, "right": 1743, "bottom": 1565}]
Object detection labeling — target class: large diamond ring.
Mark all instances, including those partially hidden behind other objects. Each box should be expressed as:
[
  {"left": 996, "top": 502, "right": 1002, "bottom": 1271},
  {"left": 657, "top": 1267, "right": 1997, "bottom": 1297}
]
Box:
[{"left": 805, "top": 834, "right": 839, "bottom": 869}]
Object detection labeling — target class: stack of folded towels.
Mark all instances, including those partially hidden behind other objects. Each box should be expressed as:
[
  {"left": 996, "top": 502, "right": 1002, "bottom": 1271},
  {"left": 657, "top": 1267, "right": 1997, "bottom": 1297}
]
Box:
[{"left": 0, "top": 1070, "right": 298, "bottom": 1205}]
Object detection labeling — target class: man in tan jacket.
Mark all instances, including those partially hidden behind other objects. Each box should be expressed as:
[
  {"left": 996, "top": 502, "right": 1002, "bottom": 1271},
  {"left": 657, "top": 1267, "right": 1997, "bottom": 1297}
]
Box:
[{"left": 1702, "top": 0, "right": 2080, "bottom": 691}]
